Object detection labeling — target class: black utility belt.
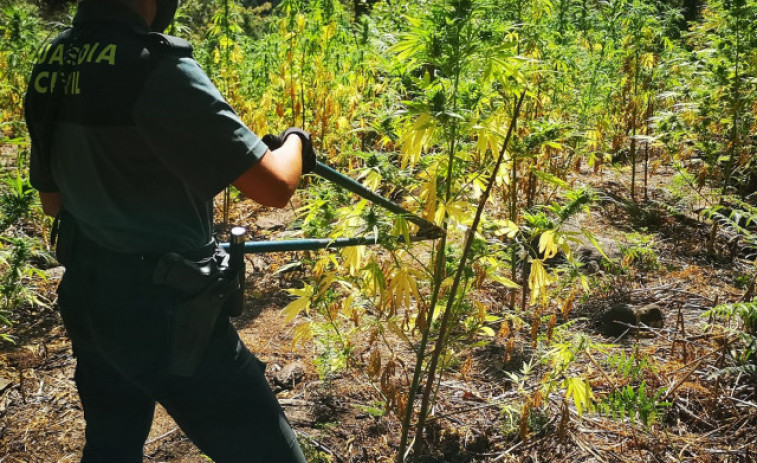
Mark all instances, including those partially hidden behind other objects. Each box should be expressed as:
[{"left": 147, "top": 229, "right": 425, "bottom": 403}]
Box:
[
  {"left": 54, "top": 209, "right": 218, "bottom": 268},
  {"left": 152, "top": 245, "right": 244, "bottom": 317}
]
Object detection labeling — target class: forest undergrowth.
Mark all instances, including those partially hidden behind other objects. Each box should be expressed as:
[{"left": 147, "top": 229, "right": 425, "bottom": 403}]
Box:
[{"left": 1, "top": 0, "right": 756, "bottom": 461}]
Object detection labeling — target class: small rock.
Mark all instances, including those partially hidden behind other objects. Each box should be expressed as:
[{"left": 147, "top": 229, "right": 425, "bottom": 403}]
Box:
[
  {"left": 575, "top": 242, "right": 619, "bottom": 272},
  {"left": 576, "top": 245, "right": 602, "bottom": 261},
  {"left": 600, "top": 303, "right": 664, "bottom": 337},
  {"left": 0, "top": 378, "right": 11, "bottom": 395},
  {"left": 576, "top": 246, "right": 603, "bottom": 274},
  {"left": 636, "top": 304, "right": 664, "bottom": 328},
  {"left": 45, "top": 266, "right": 65, "bottom": 280},
  {"left": 601, "top": 303, "right": 637, "bottom": 337},
  {"left": 256, "top": 211, "right": 295, "bottom": 230},
  {"left": 274, "top": 362, "right": 306, "bottom": 390}
]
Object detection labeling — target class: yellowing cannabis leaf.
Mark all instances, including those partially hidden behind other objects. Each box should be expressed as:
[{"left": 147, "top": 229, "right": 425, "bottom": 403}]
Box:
[
  {"left": 282, "top": 284, "right": 314, "bottom": 323},
  {"left": 539, "top": 230, "right": 559, "bottom": 260},
  {"left": 528, "top": 259, "right": 556, "bottom": 305},
  {"left": 342, "top": 245, "right": 365, "bottom": 277},
  {"left": 398, "top": 113, "right": 435, "bottom": 168},
  {"left": 563, "top": 377, "right": 595, "bottom": 416}
]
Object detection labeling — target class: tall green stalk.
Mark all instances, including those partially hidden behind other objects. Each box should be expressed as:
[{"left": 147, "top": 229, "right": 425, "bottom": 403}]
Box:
[
  {"left": 396, "top": 47, "right": 465, "bottom": 463},
  {"left": 396, "top": 1, "right": 474, "bottom": 457},
  {"left": 630, "top": 48, "right": 639, "bottom": 202},
  {"left": 396, "top": 124, "right": 460, "bottom": 463},
  {"left": 412, "top": 91, "right": 526, "bottom": 459},
  {"left": 221, "top": 0, "right": 232, "bottom": 226}
]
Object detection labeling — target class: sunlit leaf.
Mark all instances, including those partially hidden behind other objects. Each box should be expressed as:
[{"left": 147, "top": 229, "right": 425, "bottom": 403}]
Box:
[
  {"left": 291, "top": 322, "right": 312, "bottom": 350},
  {"left": 489, "top": 273, "right": 521, "bottom": 289},
  {"left": 528, "top": 259, "right": 556, "bottom": 305},
  {"left": 538, "top": 230, "right": 559, "bottom": 260},
  {"left": 564, "top": 377, "right": 595, "bottom": 416},
  {"left": 282, "top": 283, "right": 314, "bottom": 323},
  {"left": 342, "top": 245, "right": 365, "bottom": 277},
  {"left": 479, "top": 326, "right": 496, "bottom": 337},
  {"left": 531, "top": 169, "right": 569, "bottom": 189}
]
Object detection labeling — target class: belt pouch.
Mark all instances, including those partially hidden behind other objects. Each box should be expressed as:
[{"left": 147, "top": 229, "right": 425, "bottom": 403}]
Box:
[
  {"left": 168, "top": 276, "right": 239, "bottom": 377},
  {"left": 153, "top": 249, "right": 240, "bottom": 377}
]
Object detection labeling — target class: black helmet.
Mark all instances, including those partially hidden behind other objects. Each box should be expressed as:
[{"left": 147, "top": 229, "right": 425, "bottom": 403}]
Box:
[{"left": 152, "top": 0, "right": 179, "bottom": 33}]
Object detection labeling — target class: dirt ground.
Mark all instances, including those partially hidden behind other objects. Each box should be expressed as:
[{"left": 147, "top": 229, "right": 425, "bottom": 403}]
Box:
[{"left": 1, "top": 163, "right": 756, "bottom": 462}]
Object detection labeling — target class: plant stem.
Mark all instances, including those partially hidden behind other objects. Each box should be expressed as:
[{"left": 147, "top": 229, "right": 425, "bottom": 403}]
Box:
[
  {"left": 644, "top": 98, "right": 652, "bottom": 202},
  {"left": 411, "top": 90, "right": 526, "bottom": 460},
  {"left": 630, "top": 50, "right": 640, "bottom": 202},
  {"left": 509, "top": 97, "right": 519, "bottom": 312},
  {"left": 396, "top": 113, "right": 461, "bottom": 463}
]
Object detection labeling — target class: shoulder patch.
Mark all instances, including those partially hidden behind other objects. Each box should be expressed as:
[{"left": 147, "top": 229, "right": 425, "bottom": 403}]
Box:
[{"left": 146, "top": 33, "right": 193, "bottom": 56}]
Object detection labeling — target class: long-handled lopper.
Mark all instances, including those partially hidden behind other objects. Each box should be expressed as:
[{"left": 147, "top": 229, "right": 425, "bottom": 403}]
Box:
[
  {"left": 220, "top": 160, "right": 445, "bottom": 314},
  {"left": 221, "top": 160, "right": 444, "bottom": 254}
]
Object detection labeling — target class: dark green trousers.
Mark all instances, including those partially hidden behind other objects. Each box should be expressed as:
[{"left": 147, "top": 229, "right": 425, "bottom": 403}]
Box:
[{"left": 57, "top": 240, "right": 306, "bottom": 463}]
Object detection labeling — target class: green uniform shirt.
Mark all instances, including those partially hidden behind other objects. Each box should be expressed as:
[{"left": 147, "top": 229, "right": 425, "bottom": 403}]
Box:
[{"left": 25, "top": 1, "right": 267, "bottom": 254}]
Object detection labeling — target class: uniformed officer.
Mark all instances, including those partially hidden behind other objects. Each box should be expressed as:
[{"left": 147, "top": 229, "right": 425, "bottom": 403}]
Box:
[{"left": 25, "top": 0, "right": 310, "bottom": 461}]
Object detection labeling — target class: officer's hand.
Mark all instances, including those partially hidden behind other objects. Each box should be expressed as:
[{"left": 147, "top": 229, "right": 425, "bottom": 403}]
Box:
[
  {"left": 261, "top": 133, "right": 284, "bottom": 151},
  {"left": 262, "top": 127, "right": 316, "bottom": 174}
]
